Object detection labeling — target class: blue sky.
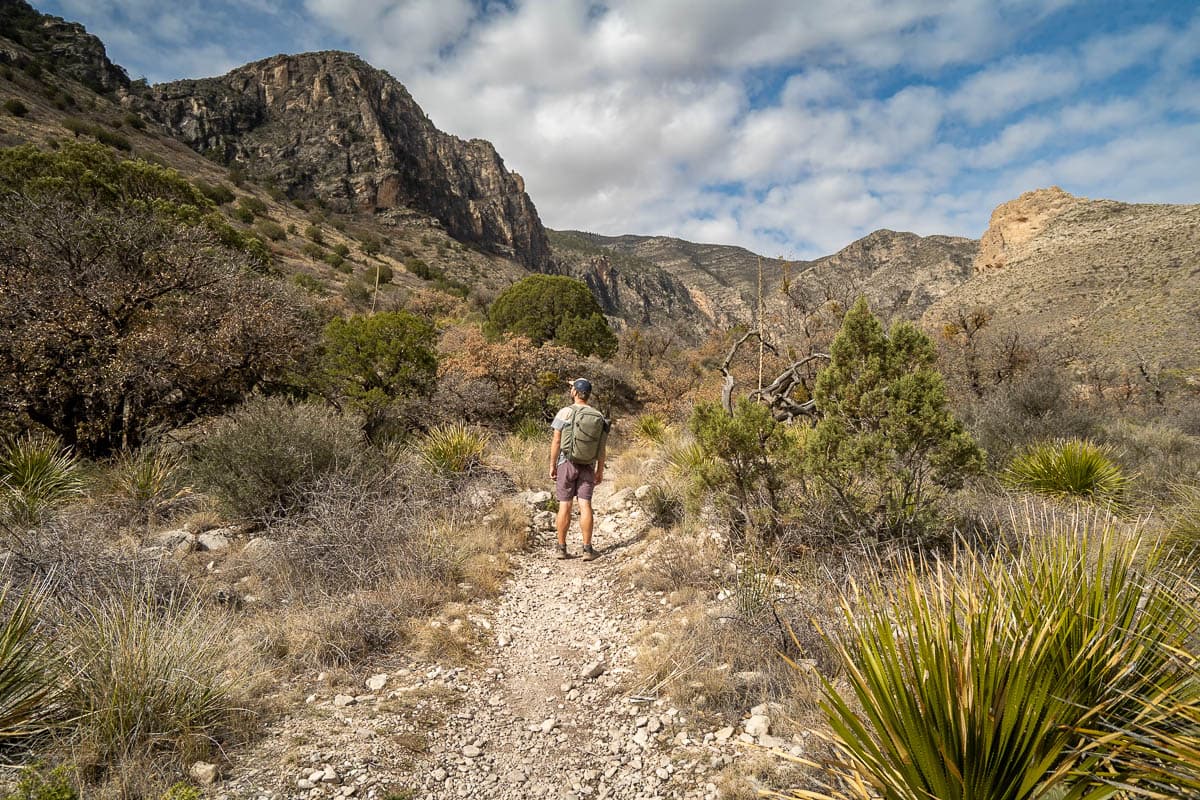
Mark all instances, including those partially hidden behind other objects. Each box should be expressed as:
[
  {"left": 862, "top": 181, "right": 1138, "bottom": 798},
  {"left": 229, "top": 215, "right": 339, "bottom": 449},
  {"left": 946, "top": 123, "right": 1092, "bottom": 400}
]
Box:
[{"left": 37, "top": 0, "right": 1200, "bottom": 258}]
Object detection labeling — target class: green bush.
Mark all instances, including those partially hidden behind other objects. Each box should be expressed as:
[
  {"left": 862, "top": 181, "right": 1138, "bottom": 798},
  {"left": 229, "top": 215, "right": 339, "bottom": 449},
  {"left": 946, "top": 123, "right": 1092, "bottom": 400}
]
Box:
[
  {"left": 418, "top": 423, "right": 490, "bottom": 475},
  {"left": 121, "top": 111, "right": 145, "bottom": 130},
  {"left": 237, "top": 196, "right": 267, "bottom": 218},
  {"left": 3, "top": 99, "right": 28, "bottom": 117},
  {"left": 689, "top": 399, "right": 803, "bottom": 539},
  {"left": 0, "top": 434, "right": 85, "bottom": 529},
  {"left": 360, "top": 236, "right": 382, "bottom": 257},
  {"left": 323, "top": 251, "right": 345, "bottom": 270},
  {"left": 487, "top": 274, "right": 616, "bottom": 358},
  {"left": 332, "top": 243, "right": 350, "bottom": 258},
  {"left": 305, "top": 224, "right": 324, "bottom": 245},
  {"left": 59, "top": 586, "right": 250, "bottom": 769},
  {"left": 1004, "top": 438, "right": 1131, "bottom": 506},
  {"left": 1, "top": 765, "right": 77, "bottom": 800},
  {"left": 406, "top": 257, "right": 434, "bottom": 279},
  {"left": 255, "top": 219, "right": 286, "bottom": 241},
  {"left": 815, "top": 514, "right": 1200, "bottom": 800},
  {"left": 367, "top": 263, "right": 393, "bottom": 285},
  {"left": 300, "top": 242, "right": 325, "bottom": 259},
  {"left": 805, "top": 297, "right": 984, "bottom": 539},
  {"left": 341, "top": 278, "right": 370, "bottom": 308},
  {"left": 291, "top": 273, "right": 326, "bottom": 294},
  {"left": 190, "top": 397, "right": 368, "bottom": 521},
  {"left": 193, "top": 179, "right": 235, "bottom": 205},
  {"left": 0, "top": 583, "right": 55, "bottom": 742},
  {"left": 230, "top": 204, "right": 254, "bottom": 223},
  {"left": 317, "top": 312, "right": 438, "bottom": 439}
]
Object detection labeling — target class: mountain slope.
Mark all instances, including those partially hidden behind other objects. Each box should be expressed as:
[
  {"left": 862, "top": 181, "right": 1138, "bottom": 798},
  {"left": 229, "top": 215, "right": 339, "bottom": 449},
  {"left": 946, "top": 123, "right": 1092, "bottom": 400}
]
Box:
[{"left": 924, "top": 187, "right": 1200, "bottom": 371}]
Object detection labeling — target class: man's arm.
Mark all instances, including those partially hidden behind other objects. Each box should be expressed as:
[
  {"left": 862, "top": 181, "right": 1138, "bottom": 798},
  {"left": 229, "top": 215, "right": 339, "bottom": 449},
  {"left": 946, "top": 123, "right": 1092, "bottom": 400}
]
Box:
[
  {"left": 549, "top": 429, "right": 562, "bottom": 480},
  {"left": 594, "top": 435, "right": 606, "bottom": 485}
]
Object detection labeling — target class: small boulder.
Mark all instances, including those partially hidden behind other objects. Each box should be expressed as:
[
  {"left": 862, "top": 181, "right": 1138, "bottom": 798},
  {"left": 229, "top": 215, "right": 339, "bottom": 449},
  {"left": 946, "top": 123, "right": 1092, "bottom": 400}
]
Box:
[
  {"left": 197, "top": 532, "right": 231, "bottom": 552},
  {"left": 189, "top": 761, "right": 219, "bottom": 786},
  {"left": 366, "top": 673, "right": 388, "bottom": 692}
]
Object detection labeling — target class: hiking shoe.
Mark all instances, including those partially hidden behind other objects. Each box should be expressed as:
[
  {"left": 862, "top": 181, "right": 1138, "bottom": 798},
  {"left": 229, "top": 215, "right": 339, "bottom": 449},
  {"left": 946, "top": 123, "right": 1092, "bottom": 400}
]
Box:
[
  {"left": 556, "top": 544, "right": 569, "bottom": 560},
  {"left": 581, "top": 545, "right": 598, "bottom": 561}
]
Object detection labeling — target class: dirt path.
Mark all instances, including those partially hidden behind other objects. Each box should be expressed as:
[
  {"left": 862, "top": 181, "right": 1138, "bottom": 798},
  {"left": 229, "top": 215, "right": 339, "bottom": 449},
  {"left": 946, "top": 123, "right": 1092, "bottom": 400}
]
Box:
[{"left": 218, "top": 479, "right": 747, "bottom": 800}]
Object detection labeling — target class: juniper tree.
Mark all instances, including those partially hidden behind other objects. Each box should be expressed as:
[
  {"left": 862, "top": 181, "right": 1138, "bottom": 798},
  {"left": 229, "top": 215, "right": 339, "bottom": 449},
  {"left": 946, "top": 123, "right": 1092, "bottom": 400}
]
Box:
[{"left": 804, "top": 297, "right": 984, "bottom": 539}]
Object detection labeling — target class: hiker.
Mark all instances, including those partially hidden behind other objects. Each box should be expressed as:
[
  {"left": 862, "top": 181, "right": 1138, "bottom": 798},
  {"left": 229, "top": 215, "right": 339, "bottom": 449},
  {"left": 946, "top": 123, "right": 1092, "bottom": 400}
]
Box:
[{"left": 549, "top": 378, "right": 609, "bottom": 561}]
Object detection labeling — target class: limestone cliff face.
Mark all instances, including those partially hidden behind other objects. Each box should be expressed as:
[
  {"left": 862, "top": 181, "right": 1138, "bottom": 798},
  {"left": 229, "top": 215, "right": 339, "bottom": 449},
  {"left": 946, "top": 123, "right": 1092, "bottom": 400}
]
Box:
[
  {"left": 976, "top": 186, "right": 1077, "bottom": 271},
  {"left": 0, "top": 0, "right": 129, "bottom": 92},
  {"left": 142, "top": 52, "right": 550, "bottom": 269}
]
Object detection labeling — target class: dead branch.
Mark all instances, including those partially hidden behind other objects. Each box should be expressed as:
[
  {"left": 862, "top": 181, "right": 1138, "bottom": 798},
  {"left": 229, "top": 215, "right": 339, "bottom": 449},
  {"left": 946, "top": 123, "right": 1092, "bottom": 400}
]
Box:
[
  {"left": 749, "top": 353, "right": 831, "bottom": 421},
  {"left": 720, "top": 330, "right": 777, "bottom": 414}
]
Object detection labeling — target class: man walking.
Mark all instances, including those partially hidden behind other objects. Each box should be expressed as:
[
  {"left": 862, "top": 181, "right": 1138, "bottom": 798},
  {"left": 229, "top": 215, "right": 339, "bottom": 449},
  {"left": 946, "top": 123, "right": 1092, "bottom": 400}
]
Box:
[{"left": 549, "top": 378, "right": 608, "bottom": 561}]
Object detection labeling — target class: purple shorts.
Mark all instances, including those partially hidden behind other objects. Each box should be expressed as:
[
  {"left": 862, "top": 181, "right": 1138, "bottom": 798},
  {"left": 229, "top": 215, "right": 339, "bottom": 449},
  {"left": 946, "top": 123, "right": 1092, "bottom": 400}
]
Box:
[{"left": 555, "top": 460, "right": 595, "bottom": 502}]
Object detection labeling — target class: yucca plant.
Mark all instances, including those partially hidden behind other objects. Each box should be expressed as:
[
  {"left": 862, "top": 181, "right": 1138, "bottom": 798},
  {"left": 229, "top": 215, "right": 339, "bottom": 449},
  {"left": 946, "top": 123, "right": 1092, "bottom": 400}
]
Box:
[
  {"left": 0, "top": 434, "right": 85, "bottom": 529},
  {"left": 1004, "top": 438, "right": 1131, "bottom": 506},
  {"left": 419, "top": 422, "right": 490, "bottom": 475},
  {"left": 0, "top": 582, "right": 57, "bottom": 741},
  {"left": 59, "top": 586, "right": 249, "bottom": 765},
  {"left": 789, "top": 511, "right": 1200, "bottom": 800},
  {"left": 106, "top": 446, "right": 186, "bottom": 521},
  {"left": 632, "top": 413, "right": 670, "bottom": 445}
]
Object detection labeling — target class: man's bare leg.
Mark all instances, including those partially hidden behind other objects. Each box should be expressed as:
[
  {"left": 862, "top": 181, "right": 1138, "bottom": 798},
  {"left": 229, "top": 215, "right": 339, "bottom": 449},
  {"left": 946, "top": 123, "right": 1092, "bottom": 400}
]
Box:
[
  {"left": 579, "top": 499, "right": 593, "bottom": 549},
  {"left": 556, "top": 500, "right": 573, "bottom": 551}
]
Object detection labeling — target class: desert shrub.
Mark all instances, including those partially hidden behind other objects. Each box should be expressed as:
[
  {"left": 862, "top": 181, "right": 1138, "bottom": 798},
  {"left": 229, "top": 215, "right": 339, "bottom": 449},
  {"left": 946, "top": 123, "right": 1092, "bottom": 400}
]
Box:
[
  {"left": 101, "top": 446, "right": 186, "bottom": 523},
  {"left": 487, "top": 274, "right": 617, "bottom": 358},
  {"left": 304, "top": 224, "right": 323, "bottom": 244},
  {"left": 0, "top": 434, "right": 84, "bottom": 530},
  {"left": 418, "top": 423, "right": 490, "bottom": 475},
  {"left": 805, "top": 297, "right": 984, "bottom": 541},
  {"left": 366, "top": 262, "right": 393, "bottom": 285},
  {"left": 332, "top": 242, "right": 350, "bottom": 258},
  {"left": 323, "top": 251, "right": 344, "bottom": 269},
  {"left": 689, "top": 399, "right": 804, "bottom": 540},
  {"left": 121, "top": 111, "right": 145, "bottom": 130},
  {"left": 230, "top": 204, "right": 254, "bottom": 223},
  {"left": 190, "top": 397, "right": 369, "bottom": 522},
  {"left": 1004, "top": 438, "right": 1131, "bottom": 507},
  {"left": 810, "top": 513, "right": 1200, "bottom": 800},
  {"left": 255, "top": 219, "right": 286, "bottom": 241},
  {"left": 359, "top": 236, "right": 382, "bottom": 256},
  {"left": 193, "top": 179, "right": 234, "bottom": 205},
  {"left": 0, "top": 583, "right": 56, "bottom": 741},
  {"left": 0, "top": 143, "right": 313, "bottom": 456},
  {"left": 316, "top": 312, "right": 438, "bottom": 439},
  {"left": 291, "top": 273, "right": 325, "bottom": 294},
  {"left": 57, "top": 586, "right": 252, "bottom": 771},
  {"left": 964, "top": 362, "right": 1095, "bottom": 461},
  {"left": 1, "top": 765, "right": 77, "bottom": 800},
  {"left": 237, "top": 196, "right": 266, "bottom": 218},
  {"left": 341, "top": 278, "right": 370, "bottom": 309},
  {"left": 640, "top": 484, "right": 685, "bottom": 528},
  {"left": 1162, "top": 483, "right": 1200, "bottom": 566},
  {"left": 1096, "top": 418, "right": 1200, "bottom": 505},
  {"left": 300, "top": 241, "right": 325, "bottom": 259},
  {"left": 91, "top": 128, "right": 130, "bottom": 151},
  {"left": 406, "top": 257, "right": 434, "bottom": 279},
  {"left": 3, "top": 98, "right": 28, "bottom": 117}
]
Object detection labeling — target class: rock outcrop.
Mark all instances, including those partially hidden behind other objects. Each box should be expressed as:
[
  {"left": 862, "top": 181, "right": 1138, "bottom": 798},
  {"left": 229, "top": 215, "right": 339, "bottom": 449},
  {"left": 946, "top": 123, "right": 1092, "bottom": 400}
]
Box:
[
  {"left": 926, "top": 188, "right": 1200, "bottom": 370},
  {"left": 976, "top": 186, "right": 1077, "bottom": 271},
  {"left": 142, "top": 52, "right": 551, "bottom": 269},
  {"left": 0, "top": 0, "right": 129, "bottom": 93}
]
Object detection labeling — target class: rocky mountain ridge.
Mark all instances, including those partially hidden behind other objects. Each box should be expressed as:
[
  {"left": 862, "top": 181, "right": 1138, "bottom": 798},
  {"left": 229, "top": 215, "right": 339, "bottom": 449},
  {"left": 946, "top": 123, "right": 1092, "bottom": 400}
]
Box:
[{"left": 139, "top": 51, "right": 551, "bottom": 270}]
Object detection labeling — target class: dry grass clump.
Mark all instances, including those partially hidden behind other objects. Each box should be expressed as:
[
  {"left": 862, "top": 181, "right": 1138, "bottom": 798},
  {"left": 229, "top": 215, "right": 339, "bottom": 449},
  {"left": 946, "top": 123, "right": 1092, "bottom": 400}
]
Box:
[
  {"left": 54, "top": 583, "right": 255, "bottom": 790},
  {"left": 411, "top": 602, "right": 479, "bottom": 663},
  {"left": 633, "top": 600, "right": 815, "bottom": 720},
  {"left": 490, "top": 433, "right": 547, "bottom": 491},
  {"left": 623, "top": 523, "right": 725, "bottom": 592}
]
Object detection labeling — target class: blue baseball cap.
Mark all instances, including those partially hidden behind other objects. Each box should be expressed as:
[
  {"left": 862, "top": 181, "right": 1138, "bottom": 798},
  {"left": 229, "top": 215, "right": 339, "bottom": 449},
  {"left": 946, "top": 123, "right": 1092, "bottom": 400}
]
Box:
[{"left": 571, "top": 378, "right": 593, "bottom": 395}]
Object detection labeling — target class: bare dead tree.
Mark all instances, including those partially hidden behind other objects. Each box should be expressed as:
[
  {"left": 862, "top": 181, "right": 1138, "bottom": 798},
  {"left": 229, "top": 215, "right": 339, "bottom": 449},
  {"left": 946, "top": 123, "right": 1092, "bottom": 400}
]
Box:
[{"left": 749, "top": 353, "right": 831, "bottom": 421}]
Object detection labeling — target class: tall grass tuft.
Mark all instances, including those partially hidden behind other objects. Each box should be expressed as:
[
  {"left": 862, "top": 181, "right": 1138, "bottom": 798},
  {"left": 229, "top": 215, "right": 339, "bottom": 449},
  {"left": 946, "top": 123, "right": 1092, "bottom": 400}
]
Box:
[
  {"left": 0, "top": 434, "right": 85, "bottom": 529},
  {"left": 58, "top": 585, "right": 251, "bottom": 768},
  {"left": 419, "top": 422, "right": 490, "bottom": 475},
  {"left": 0, "top": 582, "right": 56, "bottom": 741},
  {"left": 1004, "top": 438, "right": 1131, "bottom": 506},
  {"left": 792, "top": 510, "right": 1200, "bottom": 800}
]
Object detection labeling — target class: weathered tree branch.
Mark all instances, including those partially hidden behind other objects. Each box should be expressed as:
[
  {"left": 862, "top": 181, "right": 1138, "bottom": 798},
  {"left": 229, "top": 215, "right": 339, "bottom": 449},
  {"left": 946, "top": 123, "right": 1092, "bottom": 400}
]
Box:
[{"left": 749, "top": 353, "right": 831, "bottom": 421}]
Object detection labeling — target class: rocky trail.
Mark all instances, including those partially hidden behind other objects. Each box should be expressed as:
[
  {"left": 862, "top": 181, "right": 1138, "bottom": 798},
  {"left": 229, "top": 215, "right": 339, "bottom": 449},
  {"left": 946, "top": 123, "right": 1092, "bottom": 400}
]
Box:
[{"left": 216, "top": 476, "right": 795, "bottom": 800}]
